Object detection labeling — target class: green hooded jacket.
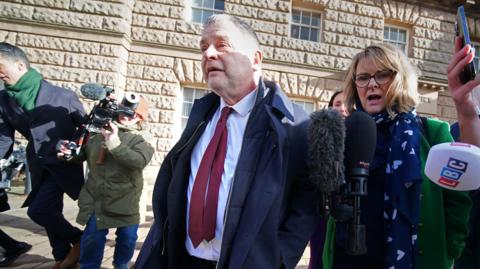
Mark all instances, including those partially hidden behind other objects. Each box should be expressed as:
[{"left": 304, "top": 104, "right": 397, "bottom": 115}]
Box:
[
  {"left": 75, "top": 125, "right": 154, "bottom": 229},
  {"left": 323, "top": 118, "right": 471, "bottom": 269}
]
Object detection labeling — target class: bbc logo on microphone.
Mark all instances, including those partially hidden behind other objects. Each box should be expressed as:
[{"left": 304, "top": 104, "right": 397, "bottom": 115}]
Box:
[{"left": 438, "top": 157, "right": 469, "bottom": 188}]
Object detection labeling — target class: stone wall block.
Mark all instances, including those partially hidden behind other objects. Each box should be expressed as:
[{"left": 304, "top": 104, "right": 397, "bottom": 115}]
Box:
[
  {"left": 148, "top": 108, "right": 160, "bottom": 123},
  {"left": 281, "top": 38, "right": 329, "bottom": 54},
  {"left": 193, "top": 61, "right": 204, "bottom": 83},
  {"left": 244, "top": 18, "right": 276, "bottom": 34},
  {"left": 306, "top": 77, "right": 322, "bottom": 98},
  {"left": 16, "top": 34, "right": 100, "bottom": 54},
  {"left": 440, "top": 22, "right": 455, "bottom": 34},
  {"left": 64, "top": 54, "right": 120, "bottom": 72},
  {"left": 156, "top": 96, "right": 176, "bottom": 110},
  {"left": 354, "top": 26, "right": 382, "bottom": 40},
  {"left": 150, "top": 123, "right": 174, "bottom": 138},
  {"left": 126, "top": 78, "right": 162, "bottom": 94},
  {"left": 275, "top": 24, "right": 288, "bottom": 36},
  {"left": 127, "top": 65, "right": 144, "bottom": 79},
  {"left": 279, "top": 73, "right": 291, "bottom": 94},
  {"left": 330, "top": 46, "right": 360, "bottom": 58},
  {"left": 297, "top": 75, "right": 308, "bottom": 96},
  {"left": 0, "top": 31, "right": 17, "bottom": 44},
  {"left": 412, "top": 48, "right": 425, "bottom": 59},
  {"left": 103, "top": 17, "right": 131, "bottom": 33},
  {"left": 437, "top": 95, "right": 455, "bottom": 107},
  {"left": 441, "top": 106, "right": 457, "bottom": 120},
  {"left": 225, "top": 3, "right": 258, "bottom": 18},
  {"left": 0, "top": 2, "right": 34, "bottom": 20},
  {"left": 175, "top": 21, "right": 203, "bottom": 35},
  {"left": 325, "top": 10, "right": 339, "bottom": 21},
  {"left": 340, "top": 1, "right": 356, "bottom": 13},
  {"left": 357, "top": 4, "right": 383, "bottom": 18},
  {"left": 424, "top": 50, "right": 451, "bottom": 64},
  {"left": 147, "top": 17, "right": 176, "bottom": 31},
  {"left": 258, "top": 33, "right": 282, "bottom": 47},
  {"left": 257, "top": 9, "right": 288, "bottom": 23},
  {"left": 169, "top": 6, "right": 184, "bottom": 19},
  {"left": 353, "top": 15, "right": 372, "bottom": 27},
  {"left": 338, "top": 12, "right": 354, "bottom": 24},
  {"left": 157, "top": 137, "right": 174, "bottom": 151},
  {"left": 337, "top": 34, "right": 367, "bottom": 48},
  {"left": 287, "top": 73, "right": 298, "bottom": 95},
  {"left": 158, "top": 110, "right": 175, "bottom": 124},
  {"left": 32, "top": 8, "right": 103, "bottom": 30},
  {"left": 96, "top": 71, "right": 126, "bottom": 88},
  {"left": 420, "top": 8, "right": 454, "bottom": 23},
  {"left": 129, "top": 53, "right": 174, "bottom": 68},
  {"left": 323, "top": 32, "right": 337, "bottom": 44},
  {"left": 262, "top": 46, "right": 274, "bottom": 59},
  {"left": 37, "top": 65, "right": 97, "bottom": 83},
  {"left": 325, "top": 21, "right": 354, "bottom": 35},
  {"left": 416, "top": 17, "right": 441, "bottom": 30},
  {"left": 143, "top": 67, "right": 178, "bottom": 82},
  {"left": 173, "top": 59, "right": 186, "bottom": 82},
  {"left": 26, "top": 48, "right": 65, "bottom": 65},
  {"left": 161, "top": 83, "right": 178, "bottom": 96},
  {"left": 334, "top": 57, "right": 351, "bottom": 70},
  {"left": 277, "top": 1, "right": 289, "bottom": 12},
  {"left": 262, "top": 70, "right": 280, "bottom": 83},
  {"left": 100, "top": 45, "right": 129, "bottom": 61},
  {"left": 132, "top": 14, "right": 148, "bottom": 26},
  {"left": 166, "top": 32, "right": 200, "bottom": 49},
  {"left": 273, "top": 48, "right": 305, "bottom": 64},
  {"left": 305, "top": 54, "right": 335, "bottom": 69},
  {"left": 69, "top": 0, "right": 130, "bottom": 18},
  {"left": 131, "top": 27, "right": 167, "bottom": 43},
  {"left": 23, "top": 0, "right": 69, "bottom": 9},
  {"left": 182, "top": 59, "right": 194, "bottom": 83},
  {"left": 134, "top": 1, "right": 169, "bottom": 16}
]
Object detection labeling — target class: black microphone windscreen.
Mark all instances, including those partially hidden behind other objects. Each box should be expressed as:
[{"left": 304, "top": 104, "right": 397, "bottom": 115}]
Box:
[
  {"left": 308, "top": 109, "right": 345, "bottom": 193},
  {"left": 344, "top": 111, "right": 377, "bottom": 174},
  {"left": 80, "top": 83, "right": 107, "bottom": 100}
]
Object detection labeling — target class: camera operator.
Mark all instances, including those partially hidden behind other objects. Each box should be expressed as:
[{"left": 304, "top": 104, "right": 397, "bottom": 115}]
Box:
[
  {"left": 58, "top": 93, "right": 154, "bottom": 269},
  {"left": 0, "top": 42, "right": 86, "bottom": 269}
]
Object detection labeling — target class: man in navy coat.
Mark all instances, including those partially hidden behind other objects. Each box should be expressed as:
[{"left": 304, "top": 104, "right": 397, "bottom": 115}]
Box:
[
  {"left": 0, "top": 42, "right": 85, "bottom": 269},
  {"left": 135, "top": 14, "right": 318, "bottom": 269}
]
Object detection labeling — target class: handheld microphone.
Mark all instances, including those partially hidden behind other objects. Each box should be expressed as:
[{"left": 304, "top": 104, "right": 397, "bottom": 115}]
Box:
[
  {"left": 343, "top": 111, "right": 376, "bottom": 256},
  {"left": 425, "top": 142, "right": 480, "bottom": 191},
  {"left": 308, "top": 109, "right": 345, "bottom": 216},
  {"left": 80, "top": 83, "right": 108, "bottom": 100}
]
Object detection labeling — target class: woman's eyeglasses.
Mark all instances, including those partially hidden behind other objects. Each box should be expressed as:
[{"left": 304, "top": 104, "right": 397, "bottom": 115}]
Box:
[{"left": 353, "top": 70, "right": 396, "bottom": 88}]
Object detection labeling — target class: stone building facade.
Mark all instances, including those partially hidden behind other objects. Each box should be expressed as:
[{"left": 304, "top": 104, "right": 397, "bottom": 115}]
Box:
[{"left": 0, "top": 0, "right": 479, "bottom": 173}]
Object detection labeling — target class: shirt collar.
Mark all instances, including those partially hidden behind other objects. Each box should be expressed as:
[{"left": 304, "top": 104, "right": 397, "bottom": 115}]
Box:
[{"left": 220, "top": 88, "right": 258, "bottom": 117}]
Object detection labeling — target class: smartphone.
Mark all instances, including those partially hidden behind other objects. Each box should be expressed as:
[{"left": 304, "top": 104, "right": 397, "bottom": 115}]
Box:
[{"left": 456, "top": 5, "right": 477, "bottom": 83}]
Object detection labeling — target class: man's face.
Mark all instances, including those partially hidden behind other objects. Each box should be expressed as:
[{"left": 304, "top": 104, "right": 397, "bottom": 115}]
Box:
[
  {"left": 200, "top": 19, "right": 262, "bottom": 105},
  {"left": 0, "top": 55, "right": 27, "bottom": 85}
]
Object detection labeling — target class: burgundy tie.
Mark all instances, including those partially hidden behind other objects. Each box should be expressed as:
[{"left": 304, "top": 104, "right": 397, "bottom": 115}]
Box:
[{"left": 189, "top": 106, "right": 232, "bottom": 247}]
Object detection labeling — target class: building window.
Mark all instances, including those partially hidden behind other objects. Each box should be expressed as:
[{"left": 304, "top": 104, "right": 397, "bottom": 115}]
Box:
[
  {"left": 291, "top": 9, "right": 321, "bottom": 42},
  {"left": 292, "top": 99, "right": 315, "bottom": 114},
  {"left": 473, "top": 43, "right": 480, "bottom": 71},
  {"left": 384, "top": 25, "right": 408, "bottom": 53},
  {"left": 191, "top": 0, "right": 224, "bottom": 24},
  {"left": 182, "top": 87, "right": 209, "bottom": 129}
]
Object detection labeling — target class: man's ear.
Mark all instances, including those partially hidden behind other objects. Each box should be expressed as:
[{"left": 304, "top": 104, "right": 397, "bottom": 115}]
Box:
[
  {"left": 252, "top": 50, "right": 263, "bottom": 71},
  {"left": 15, "top": 60, "right": 27, "bottom": 72}
]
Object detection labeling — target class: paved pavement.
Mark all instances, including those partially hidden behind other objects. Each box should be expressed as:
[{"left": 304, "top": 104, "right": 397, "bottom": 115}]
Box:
[{"left": 0, "top": 181, "right": 310, "bottom": 269}]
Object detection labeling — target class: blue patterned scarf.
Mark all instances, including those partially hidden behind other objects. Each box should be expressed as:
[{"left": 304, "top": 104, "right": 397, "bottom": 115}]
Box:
[{"left": 371, "top": 110, "right": 422, "bottom": 269}]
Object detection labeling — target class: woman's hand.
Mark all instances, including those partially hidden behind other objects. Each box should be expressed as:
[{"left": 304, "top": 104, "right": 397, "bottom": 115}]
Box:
[{"left": 447, "top": 36, "right": 480, "bottom": 120}]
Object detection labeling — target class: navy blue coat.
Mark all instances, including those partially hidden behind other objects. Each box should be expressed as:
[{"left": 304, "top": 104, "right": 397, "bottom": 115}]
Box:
[
  {"left": 0, "top": 80, "right": 85, "bottom": 206},
  {"left": 135, "top": 80, "right": 319, "bottom": 269}
]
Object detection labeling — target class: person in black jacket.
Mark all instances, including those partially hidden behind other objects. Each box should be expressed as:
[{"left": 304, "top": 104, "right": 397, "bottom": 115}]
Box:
[{"left": 0, "top": 42, "right": 85, "bottom": 269}]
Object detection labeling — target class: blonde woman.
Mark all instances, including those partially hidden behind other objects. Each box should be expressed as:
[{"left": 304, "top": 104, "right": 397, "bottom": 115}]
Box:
[{"left": 322, "top": 44, "right": 471, "bottom": 269}]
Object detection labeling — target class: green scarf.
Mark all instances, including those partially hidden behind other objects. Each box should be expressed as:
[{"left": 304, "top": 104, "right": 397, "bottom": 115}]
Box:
[{"left": 5, "top": 68, "right": 42, "bottom": 112}]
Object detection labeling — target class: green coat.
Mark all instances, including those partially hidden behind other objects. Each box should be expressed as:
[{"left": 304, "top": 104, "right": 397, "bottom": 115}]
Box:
[
  {"left": 323, "top": 118, "right": 471, "bottom": 269},
  {"left": 76, "top": 127, "right": 154, "bottom": 230}
]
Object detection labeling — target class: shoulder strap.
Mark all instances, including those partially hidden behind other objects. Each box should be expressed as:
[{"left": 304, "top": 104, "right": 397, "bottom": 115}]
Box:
[{"left": 416, "top": 116, "right": 429, "bottom": 142}]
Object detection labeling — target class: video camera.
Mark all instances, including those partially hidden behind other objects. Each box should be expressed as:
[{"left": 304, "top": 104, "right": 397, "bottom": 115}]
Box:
[{"left": 57, "top": 84, "right": 141, "bottom": 159}]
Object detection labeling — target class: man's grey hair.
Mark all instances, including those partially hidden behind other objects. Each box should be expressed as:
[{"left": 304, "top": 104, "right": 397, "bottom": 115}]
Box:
[
  {"left": 204, "top": 14, "right": 260, "bottom": 47},
  {"left": 0, "top": 42, "right": 30, "bottom": 69}
]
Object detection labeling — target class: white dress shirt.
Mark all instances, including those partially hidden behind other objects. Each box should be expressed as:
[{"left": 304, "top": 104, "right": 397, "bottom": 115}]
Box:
[{"left": 186, "top": 89, "right": 258, "bottom": 261}]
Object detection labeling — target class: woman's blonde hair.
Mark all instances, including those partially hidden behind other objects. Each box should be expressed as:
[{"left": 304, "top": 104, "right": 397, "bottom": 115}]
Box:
[{"left": 343, "top": 43, "right": 419, "bottom": 117}]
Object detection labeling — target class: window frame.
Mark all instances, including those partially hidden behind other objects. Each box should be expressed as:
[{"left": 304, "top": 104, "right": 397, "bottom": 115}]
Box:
[
  {"left": 290, "top": 7, "right": 322, "bottom": 43},
  {"left": 190, "top": 0, "right": 225, "bottom": 24},
  {"left": 291, "top": 98, "right": 316, "bottom": 114},
  {"left": 181, "top": 86, "right": 209, "bottom": 130},
  {"left": 383, "top": 24, "right": 409, "bottom": 54}
]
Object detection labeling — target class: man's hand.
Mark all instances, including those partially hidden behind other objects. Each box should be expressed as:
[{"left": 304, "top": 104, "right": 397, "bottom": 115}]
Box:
[
  {"left": 101, "top": 122, "right": 119, "bottom": 142},
  {"left": 57, "top": 140, "right": 74, "bottom": 160},
  {"left": 447, "top": 36, "right": 480, "bottom": 120}
]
